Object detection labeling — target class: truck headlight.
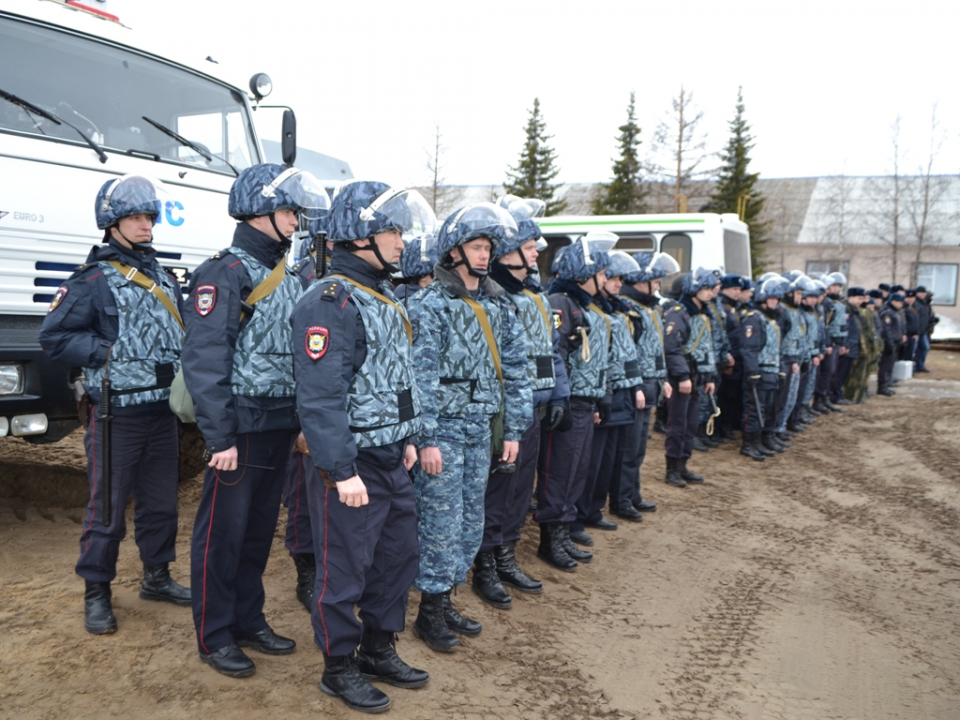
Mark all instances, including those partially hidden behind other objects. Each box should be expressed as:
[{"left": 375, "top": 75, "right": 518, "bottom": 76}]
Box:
[
  {"left": 0, "top": 364, "right": 24, "bottom": 395},
  {"left": 11, "top": 414, "right": 48, "bottom": 436}
]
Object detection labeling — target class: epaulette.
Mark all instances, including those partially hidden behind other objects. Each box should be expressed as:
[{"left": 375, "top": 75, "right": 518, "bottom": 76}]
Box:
[
  {"left": 673, "top": 305, "right": 682, "bottom": 311},
  {"left": 317, "top": 277, "right": 348, "bottom": 303},
  {"left": 210, "top": 251, "right": 225, "bottom": 261}
]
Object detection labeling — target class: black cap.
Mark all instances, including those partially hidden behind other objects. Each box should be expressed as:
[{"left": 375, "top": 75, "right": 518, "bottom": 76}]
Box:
[
  {"left": 915, "top": 285, "right": 927, "bottom": 293},
  {"left": 890, "top": 292, "right": 905, "bottom": 302},
  {"left": 905, "top": 289, "right": 917, "bottom": 297},
  {"left": 878, "top": 283, "right": 891, "bottom": 292},
  {"left": 847, "top": 286, "right": 866, "bottom": 297},
  {"left": 891, "top": 284, "right": 905, "bottom": 293},
  {"left": 868, "top": 289, "right": 883, "bottom": 299}
]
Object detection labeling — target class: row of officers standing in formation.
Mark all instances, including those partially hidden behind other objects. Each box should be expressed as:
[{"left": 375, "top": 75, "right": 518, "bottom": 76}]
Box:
[{"left": 38, "top": 164, "right": 938, "bottom": 714}]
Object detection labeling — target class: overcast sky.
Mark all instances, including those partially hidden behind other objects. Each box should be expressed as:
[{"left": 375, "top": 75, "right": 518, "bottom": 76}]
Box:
[{"left": 126, "top": 0, "right": 959, "bottom": 188}]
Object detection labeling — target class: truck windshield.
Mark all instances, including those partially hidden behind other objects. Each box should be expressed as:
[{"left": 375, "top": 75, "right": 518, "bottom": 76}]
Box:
[{"left": 0, "top": 15, "right": 258, "bottom": 174}]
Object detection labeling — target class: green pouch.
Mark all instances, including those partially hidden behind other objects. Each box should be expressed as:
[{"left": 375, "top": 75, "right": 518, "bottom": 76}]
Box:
[{"left": 169, "top": 367, "right": 195, "bottom": 424}]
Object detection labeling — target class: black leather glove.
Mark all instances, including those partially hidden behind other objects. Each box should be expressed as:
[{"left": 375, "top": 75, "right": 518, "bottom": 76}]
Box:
[
  {"left": 598, "top": 402, "right": 611, "bottom": 425},
  {"left": 778, "top": 371, "right": 786, "bottom": 389},
  {"left": 545, "top": 402, "right": 566, "bottom": 432},
  {"left": 747, "top": 374, "right": 760, "bottom": 389}
]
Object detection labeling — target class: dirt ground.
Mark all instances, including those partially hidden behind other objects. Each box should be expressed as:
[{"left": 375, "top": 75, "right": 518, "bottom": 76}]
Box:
[{"left": 2, "top": 352, "right": 959, "bottom": 720}]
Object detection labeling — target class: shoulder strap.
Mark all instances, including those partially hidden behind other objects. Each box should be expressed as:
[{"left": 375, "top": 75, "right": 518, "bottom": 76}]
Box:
[
  {"left": 587, "top": 302, "right": 613, "bottom": 343},
  {"left": 460, "top": 297, "right": 503, "bottom": 385},
  {"left": 522, "top": 289, "right": 552, "bottom": 336},
  {"left": 106, "top": 260, "right": 184, "bottom": 331},
  {"left": 328, "top": 274, "right": 413, "bottom": 343},
  {"left": 241, "top": 258, "right": 287, "bottom": 322}
]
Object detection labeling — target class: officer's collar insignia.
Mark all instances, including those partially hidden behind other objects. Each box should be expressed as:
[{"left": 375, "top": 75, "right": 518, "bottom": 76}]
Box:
[
  {"left": 666, "top": 321, "right": 675, "bottom": 335},
  {"left": 745, "top": 325, "right": 754, "bottom": 338},
  {"left": 553, "top": 308, "right": 563, "bottom": 329},
  {"left": 306, "top": 325, "right": 329, "bottom": 361},
  {"left": 49, "top": 286, "right": 68, "bottom": 312},
  {"left": 195, "top": 284, "right": 217, "bottom": 316}
]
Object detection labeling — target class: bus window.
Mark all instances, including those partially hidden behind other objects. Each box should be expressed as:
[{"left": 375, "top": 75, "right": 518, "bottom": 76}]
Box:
[
  {"left": 660, "top": 233, "right": 691, "bottom": 272},
  {"left": 723, "top": 229, "right": 751, "bottom": 277},
  {"left": 613, "top": 233, "right": 656, "bottom": 252}
]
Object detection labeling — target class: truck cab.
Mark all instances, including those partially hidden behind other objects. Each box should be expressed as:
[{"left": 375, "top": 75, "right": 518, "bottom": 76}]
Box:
[{"left": 0, "top": 0, "right": 271, "bottom": 442}]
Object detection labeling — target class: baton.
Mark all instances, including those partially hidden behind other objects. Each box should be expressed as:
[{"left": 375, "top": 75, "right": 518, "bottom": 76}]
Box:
[
  {"left": 202, "top": 449, "right": 275, "bottom": 471},
  {"left": 751, "top": 383, "right": 765, "bottom": 430},
  {"left": 99, "top": 378, "right": 113, "bottom": 527}
]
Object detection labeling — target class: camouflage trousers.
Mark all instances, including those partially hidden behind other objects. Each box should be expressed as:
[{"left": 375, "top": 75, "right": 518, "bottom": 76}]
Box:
[{"left": 412, "top": 416, "right": 491, "bottom": 594}]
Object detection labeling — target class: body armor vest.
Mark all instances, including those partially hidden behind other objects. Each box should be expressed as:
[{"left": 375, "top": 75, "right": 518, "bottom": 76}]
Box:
[
  {"left": 626, "top": 299, "right": 667, "bottom": 380},
  {"left": 509, "top": 289, "right": 556, "bottom": 392},
  {"left": 324, "top": 277, "right": 422, "bottom": 447},
  {"left": 228, "top": 247, "right": 302, "bottom": 398},
  {"left": 610, "top": 311, "right": 642, "bottom": 390},
  {"left": 779, "top": 304, "right": 804, "bottom": 359},
  {"left": 567, "top": 301, "right": 610, "bottom": 399},
  {"left": 85, "top": 261, "right": 183, "bottom": 407},
  {"left": 432, "top": 290, "right": 502, "bottom": 418},
  {"left": 758, "top": 313, "right": 781, "bottom": 372},
  {"left": 683, "top": 312, "right": 716, "bottom": 374}
]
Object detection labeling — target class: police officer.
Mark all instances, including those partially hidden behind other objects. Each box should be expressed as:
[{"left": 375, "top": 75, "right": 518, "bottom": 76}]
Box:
[
  {"left": 738, "top": 276, "right": 789, "bottom": 461},
  {"left": 410, "top": 204, "right": 531, "bottom": 651},
  {"left": 39, "top": 174, "right": 190, "bottom": 635},
  {"left": 537, "top": 236, "right": 613, "bottom": 570},
  {"left": 571, "top": 249, "right": 645, "bottom": 542},
  {"left": 395, "top": 234, "right": 437, "bottom": 307},
  {"left": 815, "top": 272, "right": 848, "bottom": 412},
  {"left": 184, "top": 164, "right": 325, "bottom": 677},
  {"left": 716, "top": 274, "right": 745, "bottom": 440},
  {"left": 662, "top": 268, "right": 718, "bottom": 487},
  {"left": 614, "top": 252, "right": 679, "bottom": 515},
  {"left": 474, "top": 195, "right": 570, "bottom": 609},
  {"left": 292, "top": 181, "right": 435, "bottom": 712},
  {"left": 771, "top": 272, "right": 806, "bottom": 449},
  {"left": 697, "top": 274, "right": 732, "bottom": 450},
  {"left": 902, "top": 290, "right": 921, "bottom": 361},
  {"left": 834, "top": 287, "right": 865, "bottom": 403},
  {"left": 878, "top": 292, "right": 906, "bottom": 395}
]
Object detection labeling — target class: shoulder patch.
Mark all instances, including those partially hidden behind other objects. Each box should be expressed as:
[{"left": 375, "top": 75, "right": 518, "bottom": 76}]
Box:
[
  {"left": 305, "top": 325, "right": 329, "bottom": 360},
  {"left": 553, "top": 308, "right": 564, "bottom": 329},
  {"left": 884, "top": 316, "right": 891, "bottom": 324},
  {"left": 666, "top": 321, "right": 675, "bottom": 335},
  {"left": 49, "top": 286, "right": 68, "bottom": 312},
  {"left": 195, "top": 284, "right": 217, "bottom": 316},
  {"left": 744, "top": 325, "right": 754, "bottom": 338}
]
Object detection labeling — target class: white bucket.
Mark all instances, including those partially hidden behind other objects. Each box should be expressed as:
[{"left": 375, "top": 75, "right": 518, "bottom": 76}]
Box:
[{"left": 892, "top": 360, "right": 914, "bottom": 381}]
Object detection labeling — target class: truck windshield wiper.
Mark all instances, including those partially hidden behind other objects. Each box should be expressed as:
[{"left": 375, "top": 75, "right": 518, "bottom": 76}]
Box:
[
  {"left": 0, "top": 88, "right": 108, "bottom": 164},
  {"left": 142, "top": 116, "right": 239, "bottom": 176}
]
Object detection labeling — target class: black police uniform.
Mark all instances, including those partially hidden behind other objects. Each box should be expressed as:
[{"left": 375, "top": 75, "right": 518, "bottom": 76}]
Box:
[
  {"left": 878, "top": 302, "right": 904, "bottom": 391},
  {"left": 738, "top": 307, "right": 779, "bottom": 435},
  {"left": 717, "top": 294, "right": 744, "bottom": 433},
  {"left": 39, "top": 239, "right": 183, "bottom": 584},
  {"left": 184, "top": 223, "right": 300, "bottom": 657},
  {"left": 290, "top": 247, "right": 420, "bottom": 659}
]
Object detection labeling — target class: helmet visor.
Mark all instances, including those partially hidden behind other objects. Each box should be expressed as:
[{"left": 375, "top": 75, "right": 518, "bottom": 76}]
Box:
[
  {"left": 451, "top": 203, "right": 519, "bottom": 244},
  {"left": 583, "top": 230, "right": 619, "bottom": 254},
  {"left": 370, "top": 189, "right": 438, "bottom": 242},
  {"left": 102, "top": 173, "right": 170, "bottom": 223},
  {"left": 498, "top": 194, "right": 546, "bottom": 220},
  {"left": 264, "top": 168, "right": 330, "bottom": 220},
  {"left": 646, "top": 252, "right": 681, "bottom": 278}
]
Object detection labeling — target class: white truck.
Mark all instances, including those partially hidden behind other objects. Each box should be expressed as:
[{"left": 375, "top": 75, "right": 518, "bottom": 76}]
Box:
[
  {"left": 0, "top": 0, "right": 291, "bottom": 451},
  {"left": 536, "top": 212, "right": 752, "bottom": 280}
]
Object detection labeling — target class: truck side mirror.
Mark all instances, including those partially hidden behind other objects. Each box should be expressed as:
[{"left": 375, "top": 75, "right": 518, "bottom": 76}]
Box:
[{"left": 281, "top": 109, "right": 297, "bottom": 166}]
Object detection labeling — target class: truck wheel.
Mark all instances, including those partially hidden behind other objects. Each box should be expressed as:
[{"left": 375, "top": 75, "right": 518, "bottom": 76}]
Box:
[{"left": 178, "top": 422, "right": 207, "bottom": 483}]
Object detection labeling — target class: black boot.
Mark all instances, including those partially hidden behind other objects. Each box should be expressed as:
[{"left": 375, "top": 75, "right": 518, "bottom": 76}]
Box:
[
  {"left": 412, "top": 593, "right": 459, "bottom": 652},
  {"left": 494, "top": 543, "right": 543, "bottom": 594},
  {"left": 140, "top": 564, "right": 191, "bottom": 606},
  {"left": 558, "top": 524, "right": 593, "bottom": 563},
  {"left": 719, "top": 425, "right": 738, "bottom": 441},
  {"left": 804, "top": 404, "right": 821, "bottom": 418},
  {"left": 471, "top": 552, "right": 512, "bottom": 609},
  {"left": 740, "top": 433, "right": 766, "bottom": 462},
  {"left": 356, "top": 627, "right": 429, "bottom": 689},
  {"left": 812, "top": 394, "right": 830, "bottom": 413},
  {"left": 84, "top": 580, "right": 117, "bottom": 635},
  {"left": 775, "top": 431, "right": 793, "bottom": 447},
  {"left": 199, "top": 644, "right": 256, "bottom": 678},
  {"left": 824, "top": 397, "right": 843, "bottom": 412},
  {"left": 568, "top": 527, "right": 594, "bottom": 546},
  {"left": 320, "top": 653, "right": 391, "bottom": 713},
  {"left": 442, "top": 590, "right": 482, "bottom": 637},
  {"left": 692, "top": 431, "right": 709, "bottom": 452},
  {"left": 699, "top": 423, "right": 720, "bottom": 448},
  {"left": 761, "top": 432, "right": 785, "bottom": 454},
  {"left": 653, "top": 417, "right": 667, "bottom": 434},
  {"left": 293, "top": 553, "right": 316, "bottom": 613},
  {"left": 664, "top": 457, "right": 686, "bottom": 487},
  {"left": 679, "top": 458, "right": 704, "bottom": 484},
  {"left": 536, "top": 523, "right": 578, "bottom": 571}
]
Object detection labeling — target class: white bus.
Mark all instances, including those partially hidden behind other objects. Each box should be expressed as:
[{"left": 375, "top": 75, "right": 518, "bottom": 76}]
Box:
[
  {"left": 0, "top": 0, "right": 286, "bottom": 444},
  {"left": 536, "top": 212, "right": 752, "bottom": 279}
]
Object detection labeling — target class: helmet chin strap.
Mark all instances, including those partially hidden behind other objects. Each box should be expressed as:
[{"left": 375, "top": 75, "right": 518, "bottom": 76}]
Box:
[
  {"left": 350, "top": 236, "right": 398, "bottom": 274},
  {"left": 446, "top": 248, "right": 487, "bottom": 278},
  {"left": 113, "top": 225, "right": 156, "bottom": 255},
  {"left": 269, "top": 212, "right": 295, "bottom": 251},
  {"left": 499, "top": 253, "right": 537, "bottom": 276}
]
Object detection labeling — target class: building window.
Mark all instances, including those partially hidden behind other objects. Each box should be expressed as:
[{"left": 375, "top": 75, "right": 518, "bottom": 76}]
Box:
[
  {"left": 661, "top": 233, "right": 692, "bottom": 272},
  {"left": 806, "top": 260, "right": 850, "bottom": 278},
  {"left": 915, "top": 263, "right": 958, "bottom": 306}
]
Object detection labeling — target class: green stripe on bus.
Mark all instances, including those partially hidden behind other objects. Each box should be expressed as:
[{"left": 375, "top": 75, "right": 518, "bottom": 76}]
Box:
[{"left": 539, "top": 218, "right": 706, "bottom": 228}]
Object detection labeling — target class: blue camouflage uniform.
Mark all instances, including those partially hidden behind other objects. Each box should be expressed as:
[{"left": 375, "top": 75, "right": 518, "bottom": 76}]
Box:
[
  {"left": 817, "top": 293, "right": 848, "bottom": 401},
  {"left": 411, "top": 265, "right": 531, "bottom": 594},
  {"left": 739, "top": 306, "right": 781, "bottom": 434},
  {"left": 775, "top": 299, "right": 804, "bottom": 432}
]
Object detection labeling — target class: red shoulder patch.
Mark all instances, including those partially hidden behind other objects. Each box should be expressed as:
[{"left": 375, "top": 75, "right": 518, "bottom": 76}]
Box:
[
  {"left": 195, "top": 284, "right": 217, "bottom": 316},
  {"left": 666, "top": 321, "right": 675, "bottom": 335},
  {"left": 744, "top": 325, "right": 754, "bottom": 338},
  {"left": 305, "top": 325, "right": 329, "bottom": 361},
  {"left": 552, "top": 309, "right": 564, "bottom": 330},
  {"left": 49, "top": 286, "right": 68, "bottom": 312}
]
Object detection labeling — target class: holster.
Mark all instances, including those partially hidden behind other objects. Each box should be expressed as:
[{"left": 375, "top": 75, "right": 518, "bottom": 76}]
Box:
[{"left": 74, "top": 379, "right": 91, "bottom": 430}]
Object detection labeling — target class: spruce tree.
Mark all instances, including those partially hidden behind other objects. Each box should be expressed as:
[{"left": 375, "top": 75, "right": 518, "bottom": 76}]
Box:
[
  {"left": 592, "top": 91, "right": 648, "bottom": 215},
  {"left": 707, "top": 87, "right": 770, "bottom": 275},
  {"left": 504, "top": 98, "right": 567, "bottom": 215}
]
